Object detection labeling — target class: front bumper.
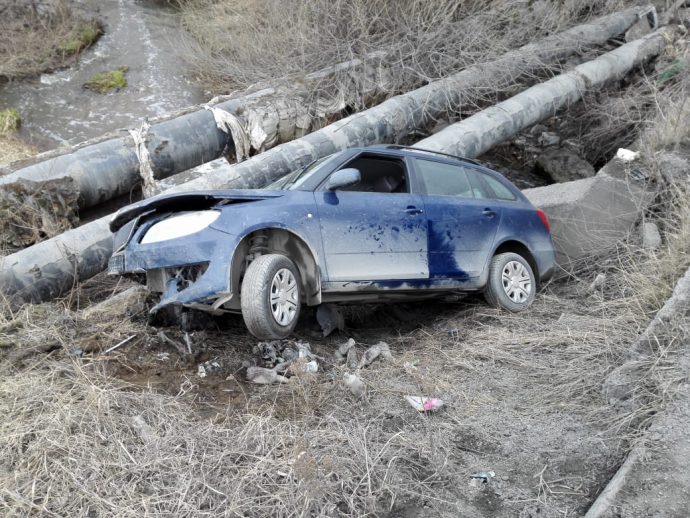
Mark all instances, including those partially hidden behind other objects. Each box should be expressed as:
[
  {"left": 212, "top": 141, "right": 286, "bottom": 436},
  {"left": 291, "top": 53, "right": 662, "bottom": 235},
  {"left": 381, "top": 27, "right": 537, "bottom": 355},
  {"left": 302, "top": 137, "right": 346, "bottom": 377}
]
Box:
[{"left": 108, "top": 225, "right": 240, "bottom": 311}]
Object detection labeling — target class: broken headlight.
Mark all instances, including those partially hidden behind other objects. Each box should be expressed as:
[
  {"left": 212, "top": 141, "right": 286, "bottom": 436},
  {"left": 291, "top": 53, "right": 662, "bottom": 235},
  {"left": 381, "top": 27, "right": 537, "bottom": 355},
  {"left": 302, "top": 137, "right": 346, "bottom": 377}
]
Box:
[{"left": 140, "top": 211, "right": 220, "bottom": 245}]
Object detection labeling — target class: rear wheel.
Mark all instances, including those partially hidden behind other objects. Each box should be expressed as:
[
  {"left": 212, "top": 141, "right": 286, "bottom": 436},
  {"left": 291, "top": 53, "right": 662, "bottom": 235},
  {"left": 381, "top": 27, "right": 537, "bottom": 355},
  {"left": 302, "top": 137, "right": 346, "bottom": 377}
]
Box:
[
  {"left": 484, "top": 252, "right": 536, "bottom": 312},
  {"left": 241, "top": 254, "right": 302, "bottom": 339}
]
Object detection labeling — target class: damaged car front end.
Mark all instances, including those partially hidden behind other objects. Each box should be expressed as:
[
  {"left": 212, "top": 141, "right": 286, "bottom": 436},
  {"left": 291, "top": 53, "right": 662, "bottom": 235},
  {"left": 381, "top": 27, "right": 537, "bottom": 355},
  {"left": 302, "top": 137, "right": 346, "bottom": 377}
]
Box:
[{"left": 108, "top": 191, "right": 283, "bottom": 314}]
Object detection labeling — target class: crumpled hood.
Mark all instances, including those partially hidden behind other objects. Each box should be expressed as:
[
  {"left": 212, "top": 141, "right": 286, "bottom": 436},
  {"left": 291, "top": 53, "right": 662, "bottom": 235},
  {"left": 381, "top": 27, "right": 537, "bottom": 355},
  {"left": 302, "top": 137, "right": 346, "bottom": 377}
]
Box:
[{"left": 109, "top": 189, "right": 284, "bottom": 232}]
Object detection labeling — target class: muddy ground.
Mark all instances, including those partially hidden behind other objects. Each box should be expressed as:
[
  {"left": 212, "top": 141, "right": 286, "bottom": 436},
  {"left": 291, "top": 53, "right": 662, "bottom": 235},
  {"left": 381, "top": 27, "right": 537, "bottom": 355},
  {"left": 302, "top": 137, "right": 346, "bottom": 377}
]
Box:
[{"left": 1, "top": 264, "right": 650, "bottom": 517}]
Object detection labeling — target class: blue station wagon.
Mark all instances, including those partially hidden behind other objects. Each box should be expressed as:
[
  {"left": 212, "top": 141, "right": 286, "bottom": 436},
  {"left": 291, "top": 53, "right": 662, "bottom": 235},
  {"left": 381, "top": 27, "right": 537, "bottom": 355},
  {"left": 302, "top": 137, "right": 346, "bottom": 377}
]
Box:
[{"left": 108, "top": 145, "right": 556, "bottom": 339}]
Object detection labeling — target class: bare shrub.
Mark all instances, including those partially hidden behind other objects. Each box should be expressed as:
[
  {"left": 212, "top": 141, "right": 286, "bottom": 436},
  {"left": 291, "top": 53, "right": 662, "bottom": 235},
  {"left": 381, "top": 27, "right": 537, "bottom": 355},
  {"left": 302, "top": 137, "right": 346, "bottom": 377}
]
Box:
[
  {"left": 178, "top": 0, "right": 626, "bottom": 95},
  {"left": 0, "top": 0, "right": 101, "bottom": 80}
]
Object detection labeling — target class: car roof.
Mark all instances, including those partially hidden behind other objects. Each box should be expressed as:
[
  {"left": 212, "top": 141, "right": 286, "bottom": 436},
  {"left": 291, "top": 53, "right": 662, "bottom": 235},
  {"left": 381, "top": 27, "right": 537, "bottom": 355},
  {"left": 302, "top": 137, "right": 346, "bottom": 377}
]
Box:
[{"left": 356, "top": 144, "right": 483, "bottom": 167}]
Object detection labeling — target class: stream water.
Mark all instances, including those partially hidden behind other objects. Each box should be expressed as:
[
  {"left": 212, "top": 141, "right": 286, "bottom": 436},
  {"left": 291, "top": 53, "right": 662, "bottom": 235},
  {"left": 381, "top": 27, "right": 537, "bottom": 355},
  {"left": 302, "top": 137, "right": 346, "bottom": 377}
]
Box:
[{"left": 0, "top": 0, "right": 206, "bottom": 150}]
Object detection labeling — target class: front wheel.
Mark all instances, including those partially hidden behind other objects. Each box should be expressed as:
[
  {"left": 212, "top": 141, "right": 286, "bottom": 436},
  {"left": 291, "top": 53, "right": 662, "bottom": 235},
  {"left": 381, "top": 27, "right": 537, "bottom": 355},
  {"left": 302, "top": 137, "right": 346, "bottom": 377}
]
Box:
[
  {"left": 241, "top": 254, "right": 302, "bottom": 339},
  {"left": 484, "top": 252, "right": 536, "bottom": 312}
]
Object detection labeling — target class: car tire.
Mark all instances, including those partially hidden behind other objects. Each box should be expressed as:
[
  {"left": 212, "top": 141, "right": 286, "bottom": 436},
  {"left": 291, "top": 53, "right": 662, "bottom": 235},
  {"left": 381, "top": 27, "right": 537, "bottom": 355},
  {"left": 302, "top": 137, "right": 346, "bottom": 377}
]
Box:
[
  {"left": 484, "top": 252, "right": 536, "bottom": 312},
  {"left": 241, "top": 254, "right": 302, "bottom": 339}
]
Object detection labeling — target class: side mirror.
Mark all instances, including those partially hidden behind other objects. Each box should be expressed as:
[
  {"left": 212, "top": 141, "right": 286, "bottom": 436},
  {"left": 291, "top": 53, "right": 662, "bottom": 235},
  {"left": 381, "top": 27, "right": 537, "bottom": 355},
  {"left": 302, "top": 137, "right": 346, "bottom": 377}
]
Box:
[{"left": 324, "top": 168, "right": 361, "bottom": 191}]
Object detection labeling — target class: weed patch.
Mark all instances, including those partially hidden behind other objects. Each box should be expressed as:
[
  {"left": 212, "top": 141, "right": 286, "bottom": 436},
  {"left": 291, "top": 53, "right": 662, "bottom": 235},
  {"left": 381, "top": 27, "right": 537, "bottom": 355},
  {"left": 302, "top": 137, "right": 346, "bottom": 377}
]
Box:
[
  {"left": 0, "top": 109, "right": 21, "bottom": 136},
  {"left": 83, "top": 66, "right": 129, "bottom": 94}
]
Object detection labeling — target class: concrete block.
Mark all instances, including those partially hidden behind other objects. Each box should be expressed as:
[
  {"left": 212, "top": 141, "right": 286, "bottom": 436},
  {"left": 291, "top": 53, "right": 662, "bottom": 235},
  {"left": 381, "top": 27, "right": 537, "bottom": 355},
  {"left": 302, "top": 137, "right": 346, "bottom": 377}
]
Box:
[{"left": 524, "top": 173, "right": 649, "bottom": 266}]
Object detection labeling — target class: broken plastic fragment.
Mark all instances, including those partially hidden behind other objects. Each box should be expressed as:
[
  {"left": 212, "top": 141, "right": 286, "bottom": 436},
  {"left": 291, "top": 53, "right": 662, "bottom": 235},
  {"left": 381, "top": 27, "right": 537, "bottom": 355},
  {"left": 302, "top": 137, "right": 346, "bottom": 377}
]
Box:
[
  {"left": 304, "top": 360, "right": 318, "bottom": 373},
  {"left": 334, "top": 338, "right": 355, "bottom": 364},
  {"left": 357, "top": 341, "right": 392, "bottom": 369},
  {"left": 616, "top": 148, "right": 640, "bottom": 162},
  {"left": 470, "top": 471, "right": 496, "bottom": 484},
  {"left": 246, "top": 366, "right": 289, "bottom": 384},
  {"left": 405, "top": 396, "right": 444, "bottom": 412}
]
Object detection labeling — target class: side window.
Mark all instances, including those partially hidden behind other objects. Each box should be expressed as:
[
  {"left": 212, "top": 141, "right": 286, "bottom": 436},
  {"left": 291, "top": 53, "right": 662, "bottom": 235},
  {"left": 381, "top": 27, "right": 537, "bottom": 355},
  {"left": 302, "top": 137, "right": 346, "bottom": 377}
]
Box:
[
  {"left": 466, "top": 169, "right": 494, "bottom": 200},
  {"left": 415, "top": 158, "right": 473, "bottom": 198},
  {"left": 333, "top": 155, "right": 408, "bottom": 193},
  {"left": 481, "top": 173, "right": 517, "bottom": 201}
]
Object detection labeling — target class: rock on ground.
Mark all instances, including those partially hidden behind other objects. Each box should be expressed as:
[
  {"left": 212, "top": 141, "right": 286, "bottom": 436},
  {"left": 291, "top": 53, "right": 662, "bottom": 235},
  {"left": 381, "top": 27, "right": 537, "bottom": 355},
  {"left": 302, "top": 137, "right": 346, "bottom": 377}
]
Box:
[{"left": 535, "top": 147, "right": 595, "bottom": 183}]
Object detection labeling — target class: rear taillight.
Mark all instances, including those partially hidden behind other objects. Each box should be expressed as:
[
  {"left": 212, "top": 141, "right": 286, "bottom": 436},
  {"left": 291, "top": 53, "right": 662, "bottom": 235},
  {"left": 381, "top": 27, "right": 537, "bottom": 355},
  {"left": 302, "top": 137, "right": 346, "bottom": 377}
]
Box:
[{"left": 536, "top": 208, "right": 551, "bottom": 233}]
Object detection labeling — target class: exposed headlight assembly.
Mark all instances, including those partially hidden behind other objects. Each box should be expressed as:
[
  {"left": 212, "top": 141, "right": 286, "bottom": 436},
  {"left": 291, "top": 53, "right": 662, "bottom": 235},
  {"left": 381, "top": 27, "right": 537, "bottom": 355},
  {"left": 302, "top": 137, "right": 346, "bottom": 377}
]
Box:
[{"left": 140, "top": 211, "right": 220, "bottom": 245}]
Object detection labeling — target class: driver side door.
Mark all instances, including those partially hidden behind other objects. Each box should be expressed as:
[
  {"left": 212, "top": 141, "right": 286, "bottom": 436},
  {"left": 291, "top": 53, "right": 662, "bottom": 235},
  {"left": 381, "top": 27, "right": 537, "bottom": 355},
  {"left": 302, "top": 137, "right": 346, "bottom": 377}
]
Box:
[{"left": 314, "top": 153, "right": 429, "bottom": 282}]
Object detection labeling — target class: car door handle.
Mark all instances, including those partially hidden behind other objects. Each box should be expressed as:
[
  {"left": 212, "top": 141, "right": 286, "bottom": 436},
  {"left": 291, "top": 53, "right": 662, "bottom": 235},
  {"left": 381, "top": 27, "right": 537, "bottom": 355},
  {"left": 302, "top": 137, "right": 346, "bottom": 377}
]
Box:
[
  {"left": 482, "top": 208, "right": 497, "bottom": 218},
  {"left": 404, "top": 206, "right": 424, "bottom": 215}
]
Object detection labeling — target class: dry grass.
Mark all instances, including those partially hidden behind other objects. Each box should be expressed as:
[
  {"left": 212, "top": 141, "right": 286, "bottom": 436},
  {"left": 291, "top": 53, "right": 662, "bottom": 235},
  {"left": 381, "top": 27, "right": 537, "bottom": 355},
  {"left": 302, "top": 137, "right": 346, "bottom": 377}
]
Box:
[
  {"left": 178, "top": 0, "right": 626, "bottom": 95},
  {"left": 0, "top": 1, "right": 101, "bottom": 80},
  {"left": 0, "top": 136, "right": 36, "bottom": 168},
  {"left": 1, "top": 164, "right": 689, "bottom": 515}
]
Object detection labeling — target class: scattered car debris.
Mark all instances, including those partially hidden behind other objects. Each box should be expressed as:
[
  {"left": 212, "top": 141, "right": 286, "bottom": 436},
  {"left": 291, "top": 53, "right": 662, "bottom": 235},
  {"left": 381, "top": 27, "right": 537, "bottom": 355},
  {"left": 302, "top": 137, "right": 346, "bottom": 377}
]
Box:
[
  {"left": 316, "top": 304, "right": 345, "bottom": 336},
  {"left": 405, "top": 395, "right": 444, "bottom": 412},
  {"left": 334, "top": 338, "right": 356, "bottom": 364},
  {"left": 246, "top": 366, "right": 289, "bottom": 384},
  {"left": 248, "top": 340, "right": 318, "bottom": 382},
  {"left": 197, "top": 359, "right": 222, "bottom": 378},
  {"left": 357, "top": 341, "right": 393, "bottom": 369},
  {"left": 616, "top": 147, "right": 640, "bottom": 162},
  {"left": 470, "top": 471, "right": 496, "bottom": 485},
  {"left": 285, "top": 357, "right": 319, "bottom": 375},
  {"left": 343, "top": 373, "right": 365, "bottom": 398},
  {"left": 254, "top": 339, "right": 315, "bottom": 368}
]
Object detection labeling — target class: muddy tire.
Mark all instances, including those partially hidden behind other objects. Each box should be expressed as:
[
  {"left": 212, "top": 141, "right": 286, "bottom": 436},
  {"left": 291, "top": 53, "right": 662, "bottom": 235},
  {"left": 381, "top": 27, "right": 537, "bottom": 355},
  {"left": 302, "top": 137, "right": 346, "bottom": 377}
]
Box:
[
  {"left": 241, "top": 254, "right": 302, "bottom": 339},
  {"left": 484, "top": 252, "right": 536, "bottom": 312}
]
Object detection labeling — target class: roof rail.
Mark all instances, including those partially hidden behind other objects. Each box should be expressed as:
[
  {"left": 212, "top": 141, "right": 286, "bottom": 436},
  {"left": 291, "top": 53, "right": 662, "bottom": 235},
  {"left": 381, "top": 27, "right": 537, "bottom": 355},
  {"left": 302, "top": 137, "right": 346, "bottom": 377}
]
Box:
[{"left": 384, "top": 145, "right": 482, "bottom": 166}]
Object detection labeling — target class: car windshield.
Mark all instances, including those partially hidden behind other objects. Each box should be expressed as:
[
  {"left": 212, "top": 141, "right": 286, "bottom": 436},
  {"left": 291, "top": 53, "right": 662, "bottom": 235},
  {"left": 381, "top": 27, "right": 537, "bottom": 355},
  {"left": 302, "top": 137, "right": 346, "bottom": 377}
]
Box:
[{"left": 265, "top": 152, "right": 343, "bottom": 190}]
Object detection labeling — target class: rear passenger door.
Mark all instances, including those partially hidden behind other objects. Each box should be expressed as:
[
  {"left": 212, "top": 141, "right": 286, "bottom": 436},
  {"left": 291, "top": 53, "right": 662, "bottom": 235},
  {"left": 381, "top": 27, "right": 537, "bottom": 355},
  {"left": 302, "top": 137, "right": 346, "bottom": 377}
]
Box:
[{"left": 411, "top": 157, "right": 501, "bottom": 279}]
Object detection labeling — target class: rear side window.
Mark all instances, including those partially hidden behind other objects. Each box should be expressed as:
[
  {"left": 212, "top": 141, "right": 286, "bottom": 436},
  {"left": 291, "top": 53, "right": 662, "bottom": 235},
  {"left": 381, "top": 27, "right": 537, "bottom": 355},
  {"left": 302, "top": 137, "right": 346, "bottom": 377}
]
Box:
[
  {"left": 466, "top": 168, "right": 517, "bottom": 201},
  {"left": 482, "top": 174, "right": 517, "bottom": 201},
  {"left": 415, "top": 158, "right": 473, "bottom": 198}
]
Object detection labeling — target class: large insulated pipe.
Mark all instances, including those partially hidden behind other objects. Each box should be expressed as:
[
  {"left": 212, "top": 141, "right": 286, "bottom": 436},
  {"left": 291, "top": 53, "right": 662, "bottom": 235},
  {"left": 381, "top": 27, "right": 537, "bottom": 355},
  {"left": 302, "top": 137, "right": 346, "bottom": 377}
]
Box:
[
  {"left": 0, "top": 7, "right": 652, "bottom": 212},
  {"left": 413, "top": 29, "right": 668, "bottom": 158},
  {"left": 0, "top": 9, "right": 661, "bottom": 307}
]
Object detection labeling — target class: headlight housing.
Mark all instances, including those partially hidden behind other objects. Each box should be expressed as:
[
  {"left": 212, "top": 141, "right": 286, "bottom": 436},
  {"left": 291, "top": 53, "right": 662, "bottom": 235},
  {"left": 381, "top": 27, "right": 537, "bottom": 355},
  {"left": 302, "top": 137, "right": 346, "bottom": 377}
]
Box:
[{"left": 140, "top": 211, "right": 220, "bottom": 244}]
